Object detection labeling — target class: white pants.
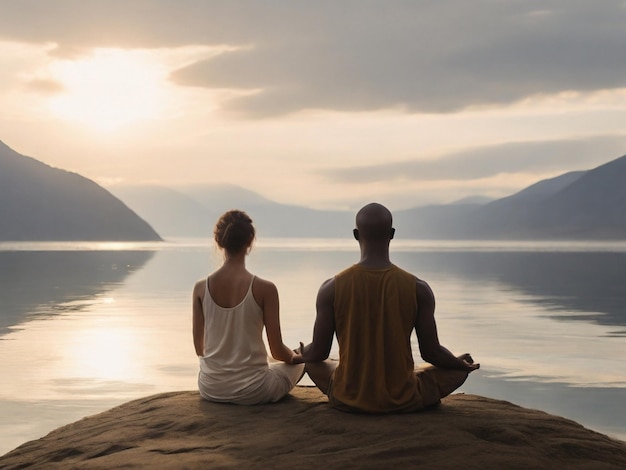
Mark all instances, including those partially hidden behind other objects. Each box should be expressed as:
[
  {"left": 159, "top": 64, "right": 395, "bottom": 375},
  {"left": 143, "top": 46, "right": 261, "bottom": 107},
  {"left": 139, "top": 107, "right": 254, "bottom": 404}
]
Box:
[{"left": 199, "top": 361, "right": 305, "bottom": 405}]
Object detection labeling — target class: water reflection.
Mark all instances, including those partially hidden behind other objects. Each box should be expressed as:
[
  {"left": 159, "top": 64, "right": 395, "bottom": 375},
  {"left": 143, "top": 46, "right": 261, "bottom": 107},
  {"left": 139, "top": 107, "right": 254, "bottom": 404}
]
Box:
[
  {"left": 1, "top": 243, "right": 625, "bottom": 454},
  {"left": 394, "top": 251, "right": 626, "bottom": 331},
  {"left": 0, "top": 251, "right": 154, "bottom": 337},
  {"left": 252, "top": 247, "right": 626, "bottom": 330},
  {"left": 460, "top": 373, "right": 626, "bottom": 442}
]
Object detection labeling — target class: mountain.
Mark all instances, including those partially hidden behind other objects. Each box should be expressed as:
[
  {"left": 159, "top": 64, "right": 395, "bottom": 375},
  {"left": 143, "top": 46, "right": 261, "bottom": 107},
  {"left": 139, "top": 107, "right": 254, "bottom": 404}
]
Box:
[
  {"left": 7, "top": 137, "right": 622, "bottom": 242},
  {"left": 525, "top": 155, "right": 626, "bottom": 238},
  {"left": 462, "top": 155, "right": 626, "bottom": 239},
  {"left": 0, "top": 141, "right": 161, "bottom": 241},
  {"left": 395, "top": 203, "right": 480, "bottom": 239},
  {"left": 109, "top": 152, "right": 626, "bottom": 241},
  {"left": 109, "top": 185, "right": 216, "bottom": 237},
  {"left": 395, "top": 154, "right": 626, "bottom": 240},
  {"left": 489, "top": 171, "right": 585, "bottom": 207},
  {"left": 450, "top": 195, "right": 494, "bottom": 205},
  {"left": 110, "top": 184, "right": 354, "bottom": 238},
  {"left": 181, "top": 183, "right": 275, "bottom": 210}
]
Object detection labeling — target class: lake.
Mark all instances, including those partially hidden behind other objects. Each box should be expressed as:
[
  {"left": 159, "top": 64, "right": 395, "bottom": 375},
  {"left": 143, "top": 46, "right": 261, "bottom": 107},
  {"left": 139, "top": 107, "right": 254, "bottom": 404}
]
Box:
[{"left": 1, "top": 238, "right": 625, "bottom": 455}]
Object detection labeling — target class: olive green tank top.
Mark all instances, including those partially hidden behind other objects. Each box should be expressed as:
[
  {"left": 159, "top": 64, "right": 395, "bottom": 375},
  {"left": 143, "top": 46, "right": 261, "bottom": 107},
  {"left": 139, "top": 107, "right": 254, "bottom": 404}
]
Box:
[{"left": 331, "top": 264, "right": 422, "bottom": 413}]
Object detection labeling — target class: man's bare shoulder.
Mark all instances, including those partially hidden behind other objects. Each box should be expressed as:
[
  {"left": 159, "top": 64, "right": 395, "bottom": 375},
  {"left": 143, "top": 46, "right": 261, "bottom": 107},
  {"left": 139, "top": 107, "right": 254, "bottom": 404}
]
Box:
[
  {"left": 317, "top": 277, "right": 335, "bottom": 303},
  {"left": 414, "top": 276, "right": 435, "bottom": 300}
]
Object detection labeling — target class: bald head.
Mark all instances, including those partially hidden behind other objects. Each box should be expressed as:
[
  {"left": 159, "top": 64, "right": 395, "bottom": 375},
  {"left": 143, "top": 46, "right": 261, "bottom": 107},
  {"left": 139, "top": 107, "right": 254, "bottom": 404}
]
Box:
[{"left": 355, "top": 203, "right": 394, "bottom": 242}]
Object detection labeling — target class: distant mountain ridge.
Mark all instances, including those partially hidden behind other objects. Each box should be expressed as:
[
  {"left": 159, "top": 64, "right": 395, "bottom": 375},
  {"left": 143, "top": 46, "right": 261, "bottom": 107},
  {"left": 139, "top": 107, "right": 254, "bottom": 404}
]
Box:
[
  {"left": 109, "top": 184, "right": 353, "bottom": 238},
  {"left": 397, "top": 154, "right": 626, "bottom": 239},
  {"left": 112, "top": 152, "right": 626, "bottom": 240},
  {"left": 463, "top": 155, "right": 626, "bottom": 239},
  {"left": 4, "top": 138, "right": 624, "bottom": 241},
  {"left": 0, "top": 141, "right": 161, "bottom": 241}
]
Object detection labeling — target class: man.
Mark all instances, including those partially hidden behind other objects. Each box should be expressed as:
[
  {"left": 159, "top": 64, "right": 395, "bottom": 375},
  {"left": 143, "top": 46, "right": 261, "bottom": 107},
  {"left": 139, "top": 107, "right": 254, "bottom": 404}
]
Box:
[{"left": 295, "top": 203, "right": 479, "bottom": 413}]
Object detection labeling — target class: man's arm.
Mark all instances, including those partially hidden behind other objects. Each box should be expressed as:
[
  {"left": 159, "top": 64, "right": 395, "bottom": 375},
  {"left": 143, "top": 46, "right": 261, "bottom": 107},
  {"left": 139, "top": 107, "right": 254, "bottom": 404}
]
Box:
[
  {"left": 297, "top": 278, "right": 336, "bottom": 363},
  {"left": 415, "top": 279, "right": 479, "bottom": 371}
]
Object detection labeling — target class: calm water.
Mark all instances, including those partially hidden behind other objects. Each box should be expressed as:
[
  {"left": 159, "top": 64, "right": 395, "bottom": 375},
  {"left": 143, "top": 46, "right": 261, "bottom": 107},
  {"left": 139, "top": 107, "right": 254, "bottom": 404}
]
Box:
[{"left": 1, "top": 238, "right": 625, "bottom": 454}]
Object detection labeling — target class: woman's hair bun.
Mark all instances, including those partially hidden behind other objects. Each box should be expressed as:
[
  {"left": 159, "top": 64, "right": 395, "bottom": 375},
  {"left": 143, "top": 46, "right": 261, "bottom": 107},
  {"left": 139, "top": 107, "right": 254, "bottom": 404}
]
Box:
[{"left": 214, "top": 210, "right": 255, "bottom": 253}]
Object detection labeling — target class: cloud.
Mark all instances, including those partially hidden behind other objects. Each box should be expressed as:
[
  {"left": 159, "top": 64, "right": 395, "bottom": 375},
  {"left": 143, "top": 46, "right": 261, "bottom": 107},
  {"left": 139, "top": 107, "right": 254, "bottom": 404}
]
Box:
[
  {"left": 320, "top": 135, "right": 626, "bottom": 183},
  {"left": 1, "top": 1, "right": 626, "bottom": 116},
  {"left": 24, "top": 78, "right": 65, "bottom": 94},
  {"left": 0, "top": 1, "right": 268, "bottom": 51}
]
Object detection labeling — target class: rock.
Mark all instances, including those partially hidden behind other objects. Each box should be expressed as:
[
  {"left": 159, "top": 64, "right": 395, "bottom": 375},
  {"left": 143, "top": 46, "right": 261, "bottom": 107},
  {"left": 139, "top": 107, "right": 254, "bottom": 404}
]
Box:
[{"left": 2, "top": 388, "right": 625, "bottom": 469}]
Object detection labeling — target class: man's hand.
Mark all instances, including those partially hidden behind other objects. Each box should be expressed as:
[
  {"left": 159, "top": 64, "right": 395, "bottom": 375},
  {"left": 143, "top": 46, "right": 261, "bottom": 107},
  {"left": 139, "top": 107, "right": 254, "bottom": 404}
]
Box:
[
  {"left": 290, "top": 342, "right": 305, "bottom": 364},
  {"left": 459, "top": 353, "right": 480, "bottom": 371}
]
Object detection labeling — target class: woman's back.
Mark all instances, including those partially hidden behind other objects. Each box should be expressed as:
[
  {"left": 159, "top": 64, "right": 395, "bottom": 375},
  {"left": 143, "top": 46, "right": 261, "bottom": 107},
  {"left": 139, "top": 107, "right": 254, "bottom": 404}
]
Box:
[
  {"left": 207, "top": 267, "right": 255, "bottom": 308},
  {"left": 199, "top": 275, "right": 269, "bottom": 398}
]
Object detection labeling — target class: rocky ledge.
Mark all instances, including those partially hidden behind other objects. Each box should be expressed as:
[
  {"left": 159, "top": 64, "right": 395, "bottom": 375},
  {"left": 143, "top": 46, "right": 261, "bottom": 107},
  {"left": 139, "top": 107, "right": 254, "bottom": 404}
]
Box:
[{"left": 2, "top": 387, "right": 625, "bottom": 469}]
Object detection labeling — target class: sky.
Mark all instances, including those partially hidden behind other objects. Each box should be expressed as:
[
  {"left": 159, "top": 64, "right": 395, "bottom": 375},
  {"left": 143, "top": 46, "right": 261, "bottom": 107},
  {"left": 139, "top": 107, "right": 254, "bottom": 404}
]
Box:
[{"left": 1, "top": 0, "right": 626, "bottom": 210}]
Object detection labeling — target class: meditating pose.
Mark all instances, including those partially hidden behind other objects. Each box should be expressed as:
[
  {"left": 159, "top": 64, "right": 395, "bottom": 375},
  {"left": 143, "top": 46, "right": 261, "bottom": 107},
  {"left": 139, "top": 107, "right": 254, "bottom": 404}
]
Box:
[
  {"left": 193, "top": 210, "right": 304, "bottom": 404},
  {"left": 295, "top": 203, "right": 479, "bottom": 412}
]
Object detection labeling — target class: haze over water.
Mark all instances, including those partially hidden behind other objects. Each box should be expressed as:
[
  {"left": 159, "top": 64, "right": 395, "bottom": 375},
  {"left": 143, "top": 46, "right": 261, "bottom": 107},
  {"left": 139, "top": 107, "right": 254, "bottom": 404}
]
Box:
[{"left": 1, "top": 238, "right": 625, "bottom": 455}]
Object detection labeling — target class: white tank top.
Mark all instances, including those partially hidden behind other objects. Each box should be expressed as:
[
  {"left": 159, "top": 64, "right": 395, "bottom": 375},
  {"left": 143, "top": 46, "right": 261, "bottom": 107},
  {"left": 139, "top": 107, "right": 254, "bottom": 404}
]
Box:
[{"left": 198, "top": 276, "right": 269, "bottom": 397}]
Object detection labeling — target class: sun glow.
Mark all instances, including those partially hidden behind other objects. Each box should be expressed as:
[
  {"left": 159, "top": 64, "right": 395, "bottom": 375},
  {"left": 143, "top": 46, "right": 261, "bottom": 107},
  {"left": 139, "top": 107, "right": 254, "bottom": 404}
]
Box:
[
  {"left": 47, "top": 49, "right": 169, "bottom": 131},
  {"left": 70, "top": 326, "right": 140, "bottom": 382}
]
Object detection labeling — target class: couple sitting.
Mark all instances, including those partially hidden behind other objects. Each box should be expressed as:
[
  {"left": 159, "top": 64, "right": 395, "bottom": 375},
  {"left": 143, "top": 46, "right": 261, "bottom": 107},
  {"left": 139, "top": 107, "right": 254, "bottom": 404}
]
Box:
[{"left": 192, "top": 203, "right": 479, "bottom": 412}]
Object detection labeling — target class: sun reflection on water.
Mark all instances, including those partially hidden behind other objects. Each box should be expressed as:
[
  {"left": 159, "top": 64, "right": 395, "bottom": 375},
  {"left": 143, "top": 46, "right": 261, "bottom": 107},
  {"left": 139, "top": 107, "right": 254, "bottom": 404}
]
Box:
[{"left": 67, "top": 326, "right": 139, "bottom": 383}]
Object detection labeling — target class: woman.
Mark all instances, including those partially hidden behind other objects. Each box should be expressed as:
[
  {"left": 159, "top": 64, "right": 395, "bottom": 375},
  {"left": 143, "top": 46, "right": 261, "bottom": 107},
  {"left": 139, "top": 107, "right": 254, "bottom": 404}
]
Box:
[{"left": 192, "top": 210, "right": 304, "bottom": 404}]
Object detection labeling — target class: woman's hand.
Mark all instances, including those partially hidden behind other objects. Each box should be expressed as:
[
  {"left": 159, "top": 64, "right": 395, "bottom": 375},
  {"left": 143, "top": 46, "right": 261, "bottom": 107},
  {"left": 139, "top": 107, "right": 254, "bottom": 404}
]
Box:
[{"left": 290, "top": 342, "right": 304, "bottom": 364}]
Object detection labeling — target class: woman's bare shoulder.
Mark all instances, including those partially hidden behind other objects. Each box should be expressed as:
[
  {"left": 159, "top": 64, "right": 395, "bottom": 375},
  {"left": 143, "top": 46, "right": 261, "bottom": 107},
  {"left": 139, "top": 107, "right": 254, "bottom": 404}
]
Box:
[
  {"left": 193, "top": 278, "right": 207, "bottom": 297},
  {"left": 252, "top": 275, "right": 277, "bottom": 291}
]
